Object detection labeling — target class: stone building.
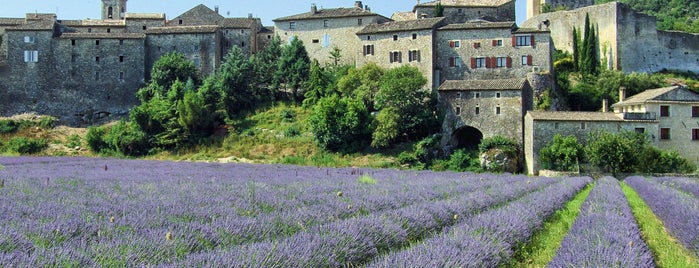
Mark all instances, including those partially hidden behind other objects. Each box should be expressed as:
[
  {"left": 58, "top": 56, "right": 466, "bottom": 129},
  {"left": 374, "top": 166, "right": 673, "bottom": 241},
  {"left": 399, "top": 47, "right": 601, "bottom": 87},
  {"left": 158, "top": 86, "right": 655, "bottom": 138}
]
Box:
[
  {"left": 413, "top": 0, "right": 516, "bottom": 24},
  {"left": 0, "top": 2, "right": 268, "bottom": 124},
  {"left": 522, "top": 2, "right": 699, "bottom": 74},
  {"left": 273, "top": 1, "right": 390, "bottom": 66},
  {"left": 612, "top": 85, "right": 699, "bottom": 165},
  {"left": 440, "top": 78, "right": 533, "bottom": 149},
  {"left": 526, "top": 0, "right": 594, "bottom": 19}
]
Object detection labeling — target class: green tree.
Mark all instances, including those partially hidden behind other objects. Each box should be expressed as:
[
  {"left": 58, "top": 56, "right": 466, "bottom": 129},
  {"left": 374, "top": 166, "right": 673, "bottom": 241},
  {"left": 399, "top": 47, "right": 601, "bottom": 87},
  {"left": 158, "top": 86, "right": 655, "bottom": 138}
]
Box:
[
  {"left": 539, "top": 134, "right": 584, "bottom": 171},
  {"left": 337, "top": 63, "right": 384, "bottom": 111},
  {"left": 434, "top": 3, "right": 445, "bottom": 17},
  {"left": 329, "top": 46, "right": 342, "bottom": 66},
  {"left": 585, "top": 130, "right": 635, "bottom": 177},
  {"left": 303, "top": 59, "right": 333, "bottom": 108},
  {"left": 274, "top": 36, "right": 311, "bottom": 102},
  {"left": 252, "top": 35, "right": 282, "bottom": 100},
  {"left": 372, "top": 65, "right": 438, "bottom": 147},
  {"left": 139, "top": 53, "right": 198, "bottom": 102},
  {"left": 211, "top": 46, "right": 256, "bottom": 118},
  {"left": 308, "top": 95, "right": 372, "bottom": 152},
  {"left": 103, "top": 120, "right": 150, "bottom": 156},
  {"left": 572, "top": 27, "right": 580, "bottom": 72}
]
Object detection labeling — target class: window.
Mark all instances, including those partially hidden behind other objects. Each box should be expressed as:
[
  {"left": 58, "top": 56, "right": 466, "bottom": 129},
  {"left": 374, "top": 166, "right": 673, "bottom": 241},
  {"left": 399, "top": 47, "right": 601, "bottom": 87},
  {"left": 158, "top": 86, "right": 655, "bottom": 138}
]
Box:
[
  {"left": 95, "top": 71, "right": 100, "bottom": 80},
  {"left": 660, "top": 128, "right": 671, "bottom": 140},
  {"left": 267, "top": 35, "right": 271, "bottom": 40},
  {"left": 119, "top": 56, "right": 124, "bottom": 62},
  {"left": 289, "top": 21, "right": 296, "bottom": 29},
  {"left": 242, "top": 42, "right": 246, "bottom": 47},
  {"left": 456, "top": 107, "right": 461, "bottom": 115},
  {"left": 475, "top": 106, "right": 480, "bottom": 115},
  {"left": 635, "top": 127, "right": 646, "bottom": 134},
  {"left": 408, "top": 50, "right": 420, "bottom": 62},
  {"left": 554, "top": 123, "right": 559, "bottom": 129},
  {"left": 24, "top": 36, "right": 35, "bottom": 43},
  {"left": 474, "top": 57, "right": 486, "bottom": 68},
  {"left": 522, "top": 55, "right": 532, "bottom": 66},
  {"left": 693, "top": 106, "right": 699, "bottom": 117},
  {"left": 241, "top": 30, "right": 244, "bottom": 34},
  {"left": 323, "top": 20, "right": 329, "bottom": 28},
  {"left": 456, "top": 92, "right": 462, "bottom": 99},
  {"left": 119, "top": 39, "right": 124, "bottom": 45},
  {"left": 363, "top": 44, "right": 374, "bottom": 56},
  {"left": 473, "top": 42, "right": 481, "bottom": 49},
  {"left": 449, "top": 40, "right": 460, "bottom": 48},
  {"left": 475, "top": 92, "right": 480, "bottom": 99},
  {"left": 119, "top": 72, "right": 124, "bottom": 80},
  {"left": 660, "top": 105, "right": 670, "bottom": 117},
  {"left": 493, "top": 39, "right": 503, "bottom": 47},
  {"left": 142, "top": 25, "right": 147, "bottom": 30},
  {"left": 71, "top": 54, "right": 76, "bottom": 63},
  {"left": 389, "top": 51, "right": 402, "bottom": 63},
  {"left": 179, "top": 19, "right": 183, "bottom": 25},
  {"left": 95, "top": 57, "right": 100, "bottom": 63},
  {"left": 496, "top": 57, "right": 507, "bottom": 68},
  {"left": 515, "top": 35, "right": 533, "bottom": 46},
  {"left": 322, "top": 34, "right": 330, "bottom": 48},
  {"left": 412, "top": 33, "right": 417, "bottom": 40},
  {"left": 88, "top": 28, "right": 92, "bottom": 33},
  {"left": 366, "top": 35, "right": 371, "bottom": 40},
  {"left": 693, "top": 129, "right": 699, "bottom": 141},
  {"left": 96, "top": 40, "right": 100, "bottom": 46},
  {"left": 312, "top": 39, "right": 319, "bottom": 43},
  {"left": 496, "top": 92, "right": 501, "bottom": 98},
  {"left": 358, "top": 18, "right": 362, "bottom": 25},
  {"left": 448, "top": 56, "right": 461, "bottom": 68},
  {"left": 23, "top": 51, "right": 38, "bottom": 63},
  {"left": 393, "top": 35, "right": 398, "bottom": 41},
  {"left": 496, "top": 106, "right": 501, "bottom": 115},
  {"left": 107, "top": 28, "right": 111, "bottom": 33},
  {"left": 71, "top": 39, "right": 76, "bottom": 46},
  {"left": 580, "top": 122, "right": 586, "bottom": 130},
  {"left": 457, "top": 8, "right": 463, "bottom": 14}
]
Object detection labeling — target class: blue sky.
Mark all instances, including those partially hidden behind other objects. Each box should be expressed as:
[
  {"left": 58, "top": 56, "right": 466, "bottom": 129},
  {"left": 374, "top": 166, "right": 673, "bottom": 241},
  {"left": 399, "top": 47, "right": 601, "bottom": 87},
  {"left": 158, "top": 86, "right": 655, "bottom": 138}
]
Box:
[{"left": 0, "top": 0, "right": 527, "bottom": 26}]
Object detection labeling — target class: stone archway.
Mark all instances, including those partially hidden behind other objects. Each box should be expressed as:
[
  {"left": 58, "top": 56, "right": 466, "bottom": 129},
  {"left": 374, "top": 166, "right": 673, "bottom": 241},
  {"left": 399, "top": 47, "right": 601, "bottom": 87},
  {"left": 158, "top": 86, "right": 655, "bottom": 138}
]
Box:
[{"left": 452, "top": 125, "right": 483, "bottom": 150}]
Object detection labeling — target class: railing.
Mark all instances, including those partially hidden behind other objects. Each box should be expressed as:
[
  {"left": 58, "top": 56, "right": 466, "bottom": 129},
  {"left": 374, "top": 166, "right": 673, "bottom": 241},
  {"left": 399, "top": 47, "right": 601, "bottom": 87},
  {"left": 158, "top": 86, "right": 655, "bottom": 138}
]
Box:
[{"left": 623, "top": 112, "right": 657, "bottom": 120}]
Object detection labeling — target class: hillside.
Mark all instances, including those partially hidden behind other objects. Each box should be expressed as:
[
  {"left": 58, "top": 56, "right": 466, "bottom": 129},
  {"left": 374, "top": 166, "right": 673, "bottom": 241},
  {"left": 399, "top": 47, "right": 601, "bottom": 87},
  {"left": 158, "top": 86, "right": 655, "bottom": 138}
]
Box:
[{"left": 597, "top": 0, "right": 699, "bottom": 32}]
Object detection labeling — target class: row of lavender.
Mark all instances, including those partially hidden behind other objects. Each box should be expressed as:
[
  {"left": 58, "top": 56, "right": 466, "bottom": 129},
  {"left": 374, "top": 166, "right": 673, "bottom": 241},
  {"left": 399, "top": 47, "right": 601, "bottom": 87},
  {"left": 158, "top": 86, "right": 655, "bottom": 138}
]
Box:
[
  {"left": 0, "top": 157, "right": 566, "bottom": 266},
  {"left": 625, "top": 176, "right": 699, "bottom": 257},
  {"left": 548, "top": 177, "right": 654, "bottom": 267}
]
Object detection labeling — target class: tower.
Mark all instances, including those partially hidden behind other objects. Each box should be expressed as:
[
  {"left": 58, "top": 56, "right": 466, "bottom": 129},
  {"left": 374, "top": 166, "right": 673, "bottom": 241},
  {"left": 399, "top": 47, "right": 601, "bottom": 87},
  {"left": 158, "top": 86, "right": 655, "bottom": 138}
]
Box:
[{"left": 102, "top": 0, "right": 127, "bottom": 20}]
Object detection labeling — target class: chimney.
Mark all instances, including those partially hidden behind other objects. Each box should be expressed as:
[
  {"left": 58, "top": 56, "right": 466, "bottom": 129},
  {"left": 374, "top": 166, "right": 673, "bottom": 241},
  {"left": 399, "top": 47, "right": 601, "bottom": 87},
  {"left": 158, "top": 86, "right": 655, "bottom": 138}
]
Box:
[
  {"left": 602, "top": 99, "right": 609, "bottom": 112},
  {"left": 311, "top": 4, "right": 317, "bottom": 14},
  {"left": 355, "top": 1, "right": 363, "bottom": 9},
  {"left": 417, "top": 0, "right": 421, "bottom": 4},
  {"left": 215, "top": 5, "right": 219, "bottom": 14},
  {"left": 365, "top": 5, "right": 370, "bottom": 11},
  {"left": 619, "top": 86, "right": 626, "bottom": 102},
  {"left": 248, "top": 13, "right": 253, "bottom": 19}
]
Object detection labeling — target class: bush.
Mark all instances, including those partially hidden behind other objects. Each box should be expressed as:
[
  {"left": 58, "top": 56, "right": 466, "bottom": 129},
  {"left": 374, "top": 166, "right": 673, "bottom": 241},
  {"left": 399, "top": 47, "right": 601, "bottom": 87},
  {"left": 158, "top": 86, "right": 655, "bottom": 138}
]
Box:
[
  {"left": 66, "top": 134, "right": 82, "bottom": 148},
  {"left": 103, "top": 121, "right": 150, "bottom": 156},
  {"left": 5, "top": 137, "right": 48, "bottom": 154},
  {"left": 446, "top": 149, "right": 482, "bottom": 172},
  {"left": 86, "top": 126, "right": 109, "bottom": 153},
  {"left": 397, "top": 151, "right": 420, "bottom": 167},
  {"left": 37, "top": 116, "right": 58, "bottom": 129},
  {"left": 478, "top": 136, "right": 518, "bottom": 154},
  {"left": 308, "top": 96, "right": 372, "bottom": 152},
  {"left": 284, "top": 126, "right": 301, "bottom": 137},
  {"left": 539, "top": 134, "right": 584, "bottom": 171},
  {"left": 0, "top": 120, "right": 18, "bottom": 134}
]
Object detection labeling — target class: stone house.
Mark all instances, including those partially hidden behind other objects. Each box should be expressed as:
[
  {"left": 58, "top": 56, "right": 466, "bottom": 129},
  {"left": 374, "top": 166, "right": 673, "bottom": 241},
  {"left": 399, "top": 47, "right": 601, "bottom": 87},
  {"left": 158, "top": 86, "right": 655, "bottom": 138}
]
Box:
[
  {"left": 440, "top": 78, "right": 533, "bottom": 149},
  {"left": 273, "top": 1, "right": 390, "bottom": 66},
  {"left": 413, "top": 0, "right": 516, "bottom": 24},
  {"left": 612, "top": 85, "right": 699, "bottom": 165},
  {"left": 524, "top": 111, "right": 658, "bottom": 175},
  {"left": 356, "top": 17, "right": 446, "bottom": 89}
]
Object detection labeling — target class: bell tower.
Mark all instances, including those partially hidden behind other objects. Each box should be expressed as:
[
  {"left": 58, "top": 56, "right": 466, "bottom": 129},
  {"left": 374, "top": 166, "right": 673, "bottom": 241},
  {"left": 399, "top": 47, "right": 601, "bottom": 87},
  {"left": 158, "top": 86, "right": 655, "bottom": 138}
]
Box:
[{"left": 102, "top": 0, "right": 127, "bottom": 20}]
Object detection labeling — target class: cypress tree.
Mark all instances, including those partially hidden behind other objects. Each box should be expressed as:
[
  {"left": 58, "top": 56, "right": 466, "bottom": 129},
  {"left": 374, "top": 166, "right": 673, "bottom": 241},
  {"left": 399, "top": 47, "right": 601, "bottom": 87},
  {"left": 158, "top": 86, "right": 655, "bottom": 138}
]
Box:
[
  {"left": 580, "top": 13, "right": 592, "bottom": 75},
  {"left": 572, "top": 27, "right": 580, "bottom": 72},
  {"left": 588, "top": 25, "right": 598, "bottom": 75},
  {"left": 434, "top": 3, "right": 444, "bottom": 17}
]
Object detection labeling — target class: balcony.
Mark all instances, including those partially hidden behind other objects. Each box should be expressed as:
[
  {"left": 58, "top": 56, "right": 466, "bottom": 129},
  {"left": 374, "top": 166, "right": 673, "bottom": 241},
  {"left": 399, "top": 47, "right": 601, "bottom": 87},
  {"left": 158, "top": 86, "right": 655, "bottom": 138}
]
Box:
[{"left": 623, "top": 112, "right": 657, "bottom": 121}]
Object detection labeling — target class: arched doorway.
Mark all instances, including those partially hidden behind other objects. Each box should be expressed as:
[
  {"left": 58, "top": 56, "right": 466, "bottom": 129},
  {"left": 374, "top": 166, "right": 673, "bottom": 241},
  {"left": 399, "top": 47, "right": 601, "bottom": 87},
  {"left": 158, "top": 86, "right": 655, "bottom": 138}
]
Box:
[{"left": 452, "top": 126, "right": 483, "bottom": 150}]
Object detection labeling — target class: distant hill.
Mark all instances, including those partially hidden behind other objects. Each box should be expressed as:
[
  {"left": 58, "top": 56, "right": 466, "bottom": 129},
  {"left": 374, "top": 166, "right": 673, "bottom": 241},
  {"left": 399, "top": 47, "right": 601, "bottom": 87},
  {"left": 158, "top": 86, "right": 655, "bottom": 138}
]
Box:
[{"left": 597, "top": 0, "right": 699, "bottom": 33}]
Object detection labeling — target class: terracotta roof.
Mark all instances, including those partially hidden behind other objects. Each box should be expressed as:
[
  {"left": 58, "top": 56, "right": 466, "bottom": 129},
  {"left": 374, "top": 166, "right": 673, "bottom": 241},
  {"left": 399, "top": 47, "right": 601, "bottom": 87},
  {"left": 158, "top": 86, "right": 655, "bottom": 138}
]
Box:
[
  {"left": 528, "top": 111, "right": 624, "bottom": 122},
  {"left": 415, "top": 0, "right": 513, "bottom": 8},
  {"left": 6, "top": 20, "right": 55, "bottom": 31},
  {"left": 357, "top": 17, "right": 444, "bottom": 34},
  {"left": 391, "top": 12, "right": 416, "bottom": 21},
  {"left": 125, "top": 13, "right": 166, "bottom": 20},
  {"left": 60, "top": 33, "right": 145, "bottom": 39},
  {"left": 439, "top": 20, "right": 514, "bottom": 30},
  {"left": 146, "top": 25, "right": 219, "bottom": 34},
  {"left": 274, "top": 7, "right": 382, "bottom": 21},
  {"left": 220, "top": 18, "right": 259, "bottom": 29},
  {"left": 438, "top": 78, "right": 528, "bottom": 91},
  {"left": 612, "top": 86, "right": 699, "bottom": 106},
  {"left": 0, "top": 18, "right": 24, "bottom": 25}
]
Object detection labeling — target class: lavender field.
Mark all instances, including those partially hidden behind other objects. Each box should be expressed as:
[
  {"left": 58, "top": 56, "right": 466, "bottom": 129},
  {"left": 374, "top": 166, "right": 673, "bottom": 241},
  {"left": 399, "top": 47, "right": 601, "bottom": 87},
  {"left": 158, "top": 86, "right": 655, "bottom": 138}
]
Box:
[{"left": 0, "top": 157, "right": 695, "bottom": 267}]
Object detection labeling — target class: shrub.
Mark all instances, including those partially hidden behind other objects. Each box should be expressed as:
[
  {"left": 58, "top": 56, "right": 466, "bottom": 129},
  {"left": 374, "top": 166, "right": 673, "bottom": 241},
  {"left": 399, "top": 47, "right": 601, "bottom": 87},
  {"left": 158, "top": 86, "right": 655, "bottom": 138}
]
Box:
[
  {"left": 284, "top": 126, "right": 301, "bottom": 137},
  {"left": 5, "top": 137, "right": 48, "bottom": 154},
  {"left": 281, "top": 109, "right": 296, "bottom": 122},
  {"left": 103, "top": 121, "right": 150, "bottom": 156},
  {"left": 86, "top": 126, "right": 109, "bottom": 153},
  {"left": 446, "top": 149, "right": 482, "bottom": 172},
  {"left": 37, "top": 116, "right": 58, "bottom": 129},
  {"left": 0, "top": 120, "right": 18, "bottom": 134},
  {"left": 478, "top": 135, "right": 518, "bottom": 154},
  {"left": 539, "top": 134, "right": 584, "bottom": 171},
  {"left": 397, "top": 151, "right": 419, "bottom": 167},
  {"left": 66, "top": 134, "right": 82, "bottom": 148}
]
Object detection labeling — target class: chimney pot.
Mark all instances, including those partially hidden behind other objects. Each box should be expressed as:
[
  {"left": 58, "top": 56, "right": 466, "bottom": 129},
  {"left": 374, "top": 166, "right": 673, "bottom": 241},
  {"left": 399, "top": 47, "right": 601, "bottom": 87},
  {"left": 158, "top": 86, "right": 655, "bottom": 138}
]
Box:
[
  {"left": 215, "top": 5, "right": 219, "bottom": 14},
  {"left": 311, "top": 4, "right": 317, "bottom": 14},
  {"left": 248, "top": 13, "right": 253, "bottom": 19},
  {"left": 619, "top": 86, "right": 626, "bottom": 102},
  {"left": 602, "top": 99, "right": 609, "bottom": 112},
  {"left": 365, "top": 5, "right": 370, "bottom": 11},
  {"left": 355, "top": 1, "right": 363, "bottom": 9}
]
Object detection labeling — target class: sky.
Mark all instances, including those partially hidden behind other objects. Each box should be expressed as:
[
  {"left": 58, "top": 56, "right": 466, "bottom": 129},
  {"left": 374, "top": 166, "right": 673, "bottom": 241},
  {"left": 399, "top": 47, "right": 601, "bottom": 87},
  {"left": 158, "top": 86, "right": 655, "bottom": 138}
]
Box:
[{"left": 0, "top": 0, "right": 527, "bottom": 26}]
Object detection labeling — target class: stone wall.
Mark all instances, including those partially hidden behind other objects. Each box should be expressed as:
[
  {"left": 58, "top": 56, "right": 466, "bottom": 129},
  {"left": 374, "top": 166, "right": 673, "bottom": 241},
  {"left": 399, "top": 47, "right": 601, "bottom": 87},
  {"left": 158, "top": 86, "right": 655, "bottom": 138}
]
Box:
[
  {"left": 527, "top": 0, "right": 595, "bottom": 19},
  {"left": 522, "top": 2, "right": 699, "bottom": 74},
  {"left": 221, "top": 28, "right": 254, "bottom": 57},
  {"left": 274, "top": 15, "right": 389, "bottom": 66},
  {"left": 648, "top": 102, "right": 699, "bottom": 164},
  {"left": 356, "top": 28, "right": 436, "bottom": 88},
  {"left": 415, "top": 2, "right": 515, "bottom": 24},
  {"left": 435, "top": 26, "right": 552, "bottom": 84},
  {"left": 145, "top": 31, "right": 220, "bottom": 78}
]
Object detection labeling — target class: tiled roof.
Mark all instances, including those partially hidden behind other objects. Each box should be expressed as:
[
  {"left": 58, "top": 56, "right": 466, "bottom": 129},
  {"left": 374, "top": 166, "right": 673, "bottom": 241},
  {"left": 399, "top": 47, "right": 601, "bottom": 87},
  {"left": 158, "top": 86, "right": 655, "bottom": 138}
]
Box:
[
  {"left": 514, "top": 27, "right": 549, "bottom": 33},
  {"left": 528, "top": 111, "right": 624, "bottom": 122},
  {"left": 391, "top": 12, "right": 416, "bottom": 21},
  {"left": 439, "top": 20, "right": 514, "bottom": 30},
  {"left": 25, "top": 13, "right": 56, "bottom": 21},
  {"left": 415, "top": 0, "right": 513, "bottom": 7},
  {"left": 220, "top": 18, "right": 259, "bottom": 29},
  {"left": 6, "top": 20, "right": 55, "bottom": 31},
  {"left": 60, "top": 33, "right": 145, "bottom": 39},
  {"left": 357, "top": 17, "right": 444, "bottom": 34},
  {"left": 168, "top": 4, "right": 223, "bottom": 26},
  {"left": 125, "top": 13, "right": 166, "bottom": 20},
  {"left": 146, "top": 25, "right": 219, "bottom": 34},
  {"left": 0, "top": 18, "right": 24, "bottom": 25},
  {"left": 274, "top": 7, "right": 382, "bottom": 21},
  {"left": 438, "top": 78, "right": 528, "bottom": 91},
  {"left": 60, "top": 20, "right": 125, "bottom": 27},
  {"left": 612, "top": 86, "right": 698, "bottom": 106}
]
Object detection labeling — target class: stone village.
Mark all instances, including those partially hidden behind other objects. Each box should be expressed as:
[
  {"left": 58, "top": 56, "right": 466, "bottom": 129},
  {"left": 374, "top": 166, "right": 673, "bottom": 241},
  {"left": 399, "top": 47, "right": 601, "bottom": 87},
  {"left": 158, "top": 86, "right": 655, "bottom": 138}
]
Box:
[{"left": 0, "top": 0, "right": 698, "bottom": 175}]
